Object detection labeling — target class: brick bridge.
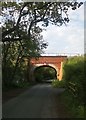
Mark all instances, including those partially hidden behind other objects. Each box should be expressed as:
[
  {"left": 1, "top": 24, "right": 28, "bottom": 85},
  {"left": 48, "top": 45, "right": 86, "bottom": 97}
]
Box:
[{"left": 29, "top": 56, "right": 67, "bottom": 81}]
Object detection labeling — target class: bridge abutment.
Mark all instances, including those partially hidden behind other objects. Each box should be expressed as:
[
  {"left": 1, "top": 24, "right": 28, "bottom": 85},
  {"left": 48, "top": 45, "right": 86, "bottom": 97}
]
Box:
[{"left": 57, "top": 62, "right": 63, "bottom": 81}]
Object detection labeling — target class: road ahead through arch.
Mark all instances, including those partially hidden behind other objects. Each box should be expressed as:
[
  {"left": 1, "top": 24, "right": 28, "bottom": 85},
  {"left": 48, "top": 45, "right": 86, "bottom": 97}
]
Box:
[{"left": 3, "top": 84, "right": 69, "bottom": 118}]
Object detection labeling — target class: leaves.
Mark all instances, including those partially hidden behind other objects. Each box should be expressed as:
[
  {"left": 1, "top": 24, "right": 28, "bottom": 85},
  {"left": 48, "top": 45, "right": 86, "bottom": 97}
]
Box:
[
  {"left": 1, "top": 2, "right": 83, "bottom": 41},
  {"left": 2, "top": 1, "right": 83, "bottom": 87},
  {"left": 63, "top": 56, "right": 85, "bottom": 105}
]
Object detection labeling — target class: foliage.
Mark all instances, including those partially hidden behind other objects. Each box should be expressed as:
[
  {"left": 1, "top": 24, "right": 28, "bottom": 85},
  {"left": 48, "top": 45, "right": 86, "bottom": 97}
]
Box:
[
  {"left": 2, "top": 41, "right": 27, "bottom": 87},
  {"left": 60, "top": 90, "right": 84, "bottom": 118},
  {"left": 1, "top": 2, "right": 83, "bottom": 42},
  {"left": 12, "top": 81, "right": 30, "bottom": 88},
  {"left": 34, "top": 66, "right": 56, "bottom": 82},
  {"left": 1, "top": 1, "right": 83, "bottom": 87},
  {"left": 52, "top": 56, "right": 85, "bottom": 117},
  {"left": 52, "top": 79, "right": 66, "bottom": 88},
  {"left": 61, "top": 55, "right": 85, "bottom": 118}
]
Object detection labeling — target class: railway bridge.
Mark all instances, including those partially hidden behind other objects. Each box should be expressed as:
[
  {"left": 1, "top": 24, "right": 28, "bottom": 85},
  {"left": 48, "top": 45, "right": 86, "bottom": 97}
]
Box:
[{"left": 29, "top": 56, "right": 67, "bottom": 81}]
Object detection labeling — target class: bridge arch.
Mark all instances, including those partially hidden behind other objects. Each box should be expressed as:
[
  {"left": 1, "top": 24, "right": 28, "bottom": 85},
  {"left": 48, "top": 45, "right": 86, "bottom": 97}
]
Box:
[
  {"left": 33, "top": 64, "right": 58, "bottom": 82},
  {"left": 30, "top": 56, "right": 67, "bottom": 81},
  {"left": 30, "top": 64, "right": 59, "bottom": 82}
]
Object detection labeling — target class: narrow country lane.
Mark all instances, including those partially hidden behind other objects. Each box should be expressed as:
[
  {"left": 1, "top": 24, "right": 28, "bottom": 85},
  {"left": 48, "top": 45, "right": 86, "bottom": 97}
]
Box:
[{"left": 3, "top": 83, "right": 66, "bottom": 118}]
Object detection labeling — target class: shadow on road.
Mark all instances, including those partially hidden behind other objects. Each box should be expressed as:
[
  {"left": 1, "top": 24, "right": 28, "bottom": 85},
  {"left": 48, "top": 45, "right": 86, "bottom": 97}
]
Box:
[{"left": 2, "top": 83, "right": 71, "bottom": 118}]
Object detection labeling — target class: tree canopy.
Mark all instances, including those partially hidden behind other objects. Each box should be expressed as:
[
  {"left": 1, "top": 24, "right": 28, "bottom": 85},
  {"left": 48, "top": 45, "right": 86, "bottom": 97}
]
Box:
[
  {"left": 1, "top": 1, "right": 83, "bottom": 87},
  {"left": 1, "top": 1, "right": 83, "bottom": 56},
  {"left": 1, "top": 2, "right": 83, "bottom": 41}
]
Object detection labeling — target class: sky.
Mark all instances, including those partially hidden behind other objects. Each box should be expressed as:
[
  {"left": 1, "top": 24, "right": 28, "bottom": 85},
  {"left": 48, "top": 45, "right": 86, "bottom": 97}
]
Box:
[{"left": 40, "top": 1, "right": 85, "bottom": 56}]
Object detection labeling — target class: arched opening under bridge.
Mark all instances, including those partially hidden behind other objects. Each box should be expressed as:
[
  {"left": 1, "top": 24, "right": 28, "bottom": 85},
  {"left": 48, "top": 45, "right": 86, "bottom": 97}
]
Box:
[
  {"left": 34, "top": 65, "right": 57, "bottom": 83},
  {"left": 30, "top": 56, "right": 67, "bottom": 81}
]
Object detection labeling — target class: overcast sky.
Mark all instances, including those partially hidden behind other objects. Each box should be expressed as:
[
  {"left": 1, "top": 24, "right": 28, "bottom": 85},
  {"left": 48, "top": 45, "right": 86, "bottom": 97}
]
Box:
[{"left": 41, "top": 1, "right": 85, "bottom": 56}]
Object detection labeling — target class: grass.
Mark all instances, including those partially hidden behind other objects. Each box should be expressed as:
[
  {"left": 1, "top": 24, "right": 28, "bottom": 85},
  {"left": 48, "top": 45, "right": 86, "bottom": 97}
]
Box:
[
  {"left": 60, "top": 90, "right": 85, "bottom": 118},
  {"left": 52, "top": 79, "right": 85, "bottom": 118}
]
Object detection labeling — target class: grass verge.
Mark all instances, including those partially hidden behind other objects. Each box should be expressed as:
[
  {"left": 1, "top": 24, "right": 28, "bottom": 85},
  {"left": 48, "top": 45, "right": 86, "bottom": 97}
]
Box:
[
  {"left": 52, "top": 80, "right": 85, "bottom": 118},
  {"left": 59, "top": 90, "right": 85, "bottom": 118}
]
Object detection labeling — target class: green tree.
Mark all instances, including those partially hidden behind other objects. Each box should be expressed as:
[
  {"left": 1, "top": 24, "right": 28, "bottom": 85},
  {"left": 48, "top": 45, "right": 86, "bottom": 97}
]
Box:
[
  {"left": 1, "top": 2, "right": 83, "bottom": 42},
  {"left": 1, "top": 1, "right": 83, "bottom": 87}
]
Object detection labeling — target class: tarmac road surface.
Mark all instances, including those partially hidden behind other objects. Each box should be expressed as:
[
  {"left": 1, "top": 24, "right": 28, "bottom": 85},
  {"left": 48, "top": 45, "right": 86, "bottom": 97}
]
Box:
[{"left": 3, "top": 83, "right": 65, "bottom": 118}]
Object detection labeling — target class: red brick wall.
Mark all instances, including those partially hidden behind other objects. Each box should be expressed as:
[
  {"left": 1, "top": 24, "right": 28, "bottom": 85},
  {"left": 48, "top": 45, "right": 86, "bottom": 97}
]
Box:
[
  {"left": 30, "top": 56, "right": 67, "bottom": 80},
  {"left": 30, "top": 56, "right": 67, "bottom": 65}
]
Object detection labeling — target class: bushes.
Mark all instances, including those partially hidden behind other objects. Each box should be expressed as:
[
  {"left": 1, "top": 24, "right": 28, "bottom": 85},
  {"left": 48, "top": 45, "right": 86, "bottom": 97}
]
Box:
[
  {"left": 63, "top": 56, "right": 85, "bottom": 104},
  {"left": 61, "top": 55, "right": 85, "bottom": 118},
  {"left": 12, "top": 81, "right": 30, "bottom": 88},
  {"left": 61, "top": 90, "right": 84, "bottom": 118},
  {"left": 52, "top": 79, "right": 66, "bottom": 88},
  {"left": 63, "top": 56, "right": 84, "bottom": 82}
]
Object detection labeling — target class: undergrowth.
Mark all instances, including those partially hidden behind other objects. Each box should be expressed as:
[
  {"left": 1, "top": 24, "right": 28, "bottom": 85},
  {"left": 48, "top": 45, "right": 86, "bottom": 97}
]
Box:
[
  {"left": 60, "top": 90, "right": 84, "bottom": 118},
  {"left": 59, "top": 55, "right": 85, "bottom": 118},
  {"left": 52, "top": 79, "right": 65, "bottom": 88}
]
